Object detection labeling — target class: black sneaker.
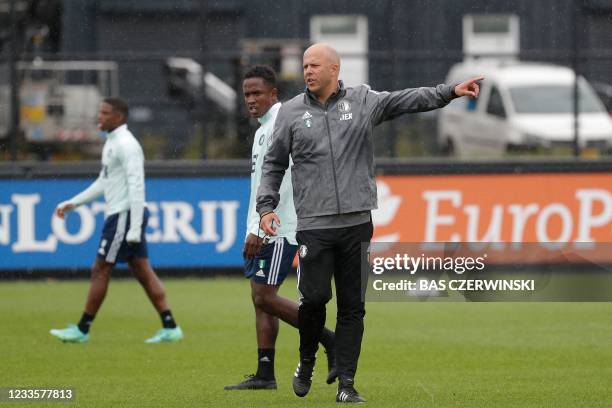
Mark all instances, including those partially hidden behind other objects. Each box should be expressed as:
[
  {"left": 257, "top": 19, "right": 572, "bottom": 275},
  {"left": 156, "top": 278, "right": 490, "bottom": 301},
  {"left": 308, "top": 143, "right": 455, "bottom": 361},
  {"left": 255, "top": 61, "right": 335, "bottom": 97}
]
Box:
[
  {"left": 325, "top": 348, "right": 338, "bottom": 384},
  {"left": 336, "top": 379, "right": 366, "bottom": 403},
  {"left": 292, "top": 358, "right": 315, "bottom": 397},
  {"left": 224, "top": 374, "right": 277, "bottom": 390}
]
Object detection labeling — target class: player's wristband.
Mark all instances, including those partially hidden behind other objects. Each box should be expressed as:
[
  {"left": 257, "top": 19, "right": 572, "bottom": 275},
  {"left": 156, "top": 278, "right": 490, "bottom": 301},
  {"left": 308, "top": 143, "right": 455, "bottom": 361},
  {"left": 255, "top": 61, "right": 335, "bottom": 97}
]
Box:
[
  {"left": 258, "top": 211, "right": 274, "bottom": 239},
  {"left": 260, "top": 211, "right": 274, "bottom": 219}
]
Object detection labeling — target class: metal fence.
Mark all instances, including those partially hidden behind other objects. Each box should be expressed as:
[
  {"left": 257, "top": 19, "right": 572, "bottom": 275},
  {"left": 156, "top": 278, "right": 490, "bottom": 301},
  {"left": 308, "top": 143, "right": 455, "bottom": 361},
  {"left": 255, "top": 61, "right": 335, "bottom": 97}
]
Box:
[{"left": 1, "top": 49, "right": 612, "bottom": 162}]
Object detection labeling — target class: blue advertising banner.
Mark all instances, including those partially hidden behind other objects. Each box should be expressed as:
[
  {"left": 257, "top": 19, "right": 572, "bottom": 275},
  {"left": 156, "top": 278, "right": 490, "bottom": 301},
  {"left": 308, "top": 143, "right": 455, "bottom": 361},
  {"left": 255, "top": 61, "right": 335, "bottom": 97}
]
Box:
[{"left": 0, "top": 178, "right": 250, "bottom": 270}]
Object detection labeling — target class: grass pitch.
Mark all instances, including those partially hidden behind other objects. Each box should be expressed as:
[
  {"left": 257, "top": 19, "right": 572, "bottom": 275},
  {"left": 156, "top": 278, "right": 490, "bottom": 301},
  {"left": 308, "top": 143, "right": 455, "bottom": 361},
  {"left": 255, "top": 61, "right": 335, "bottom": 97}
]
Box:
[{"left": 0, "top": 277, "right": 611, "bottom": 407}]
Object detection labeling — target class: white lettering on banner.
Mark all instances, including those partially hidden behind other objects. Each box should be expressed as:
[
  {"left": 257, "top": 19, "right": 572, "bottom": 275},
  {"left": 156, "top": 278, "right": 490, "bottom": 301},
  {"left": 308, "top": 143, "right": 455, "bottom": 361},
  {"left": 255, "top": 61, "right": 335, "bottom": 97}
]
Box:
[
  {"left": 422, "top": 191, "right": 461, "bottom": 242},
  {"left": 536, "top": 204, "right": 573, "bottom": 244},
  {"left": 0, "top": 205, "right": 13, "bottom": 245},
  {"left": 11, "top": 194, "right": 58, "bottom": 252},
  {"left": 575, "top": 189, "right": 612, "bottom": 243},
  {"left": 146, "top": 201, "right": 238, "bottom": 252},
  {"left": 217, "top": 201, "right": 238, "bottom": 252},
  {"left": 154, "top": 200, "right": 239, "bottom": 251},
  {"left": 199, "top": 202, "right": 220, "bottom": 242},
  {"left": 160, "top": 201, "right": 199, "bottom": 243},
  {"left": 145, "top": 202, "right": 162, "bottom": 242},
  {"left": 1, "top": 196, "right": 239, "bottom": 254},
  {"left": 508, "top": 204, "right": 539, "bottom": 243},
  {"left": 371, "top": 181, "right": 402, "bottom": 244},
  {"left": 421, "top": 189, "right": 611, "bottom": 244},
  {"left": 464, "top": 204, "right": 504, "bottom": 242}
]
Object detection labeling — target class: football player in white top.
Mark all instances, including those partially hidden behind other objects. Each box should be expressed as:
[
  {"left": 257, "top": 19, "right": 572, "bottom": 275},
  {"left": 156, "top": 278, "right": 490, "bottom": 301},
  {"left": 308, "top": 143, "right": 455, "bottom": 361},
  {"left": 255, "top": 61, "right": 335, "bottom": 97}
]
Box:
[{"left": 50, "top": 98, "right": 183, "bottom": 344}]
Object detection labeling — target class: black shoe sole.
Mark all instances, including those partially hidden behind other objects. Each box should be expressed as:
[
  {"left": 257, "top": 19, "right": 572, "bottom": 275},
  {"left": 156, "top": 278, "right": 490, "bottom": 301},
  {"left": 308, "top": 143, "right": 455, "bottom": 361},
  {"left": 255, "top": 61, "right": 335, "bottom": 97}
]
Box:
[
  {"left": 224, "top": 380, "right": 277, "bottom": 390},
  {"left": 224, "top": 384, "right": 277, "bottom": 390}
]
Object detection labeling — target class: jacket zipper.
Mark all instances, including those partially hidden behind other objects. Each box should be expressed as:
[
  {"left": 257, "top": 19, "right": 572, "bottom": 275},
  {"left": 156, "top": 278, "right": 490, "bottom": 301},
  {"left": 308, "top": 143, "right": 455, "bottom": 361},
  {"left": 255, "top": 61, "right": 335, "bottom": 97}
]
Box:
[{"left": 324, "top": 110, "right": 342, "bottom": 213}]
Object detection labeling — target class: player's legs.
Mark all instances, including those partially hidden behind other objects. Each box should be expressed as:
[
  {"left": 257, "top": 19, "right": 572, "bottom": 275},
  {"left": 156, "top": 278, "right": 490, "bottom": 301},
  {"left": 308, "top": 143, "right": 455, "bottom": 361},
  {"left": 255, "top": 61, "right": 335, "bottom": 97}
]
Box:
[
  {"left": 225, "top": 308, "right": 278, "bottom": 390},
  {"left": 332, "top": 221, "right": 373, "bottom": 403},
  {"left": 251, "top": 280, "right": 338, "bottom": 383},
  {"left": 296, "top": 230, "right": 335, "bottom": 361},
  {"left": 123, "top": 209, "right": 167, "bottom": 312},
  {"left": 252, "top": 275, "right": 339, "bottom": 350},
  {"left": 251, "top": 283, "right": 281, "bottom": 353},
  {"left": 253, "top": 289, "right": 280, "bottom": 347},
  {"left": 293, "top": 229, "right": 336, "bottom": 397},
  {"left": 251, "top": 280, "right": 297, "bottom": 326},
  {"left": 80, "top": 212, "right": 120, "bottom": 332},
  {"left": 129, "top": 256, "right": 183, "bottom": 343},
  {"left": 252, "top": 275, "right": 339, "bottom": 353},
  {"left": 83, "top": 257, "right": 114, "bottom": 316},
  {"left": 49, "top": 257, "right": 114, "bottom": 343},
  {"left": 77, "top": 212, "right": 119, "bottom": 334},
  {"left": 226, "top": 235, "right": 337, "bottom": 391},
  {"left": 251, "top": 284, "right": 280, "bottom": 384},
  {"left": 50, "top": 211, "right": 123, "bottom": 342},
  {"left": 129, "top": 256, "right": 168, "bottom": 312},
  {"left": 225, "top": 240, "right": 293, "bottom": 390}
]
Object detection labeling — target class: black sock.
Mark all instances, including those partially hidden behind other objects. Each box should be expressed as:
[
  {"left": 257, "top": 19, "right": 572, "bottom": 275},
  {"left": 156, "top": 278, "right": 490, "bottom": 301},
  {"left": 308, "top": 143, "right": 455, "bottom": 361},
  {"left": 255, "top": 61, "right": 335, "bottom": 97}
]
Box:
[
  {"left": 255, "top": 348, "right": 275, "bottom": 380},
  {"left": 77, "top": 313, "right": 95, "bottom": 334},
  {"left": 160, "top": 310, "right": 177, "bottom": 329},
  {"left": 320, "top": 327, "right": 335, "bottom": 350}
]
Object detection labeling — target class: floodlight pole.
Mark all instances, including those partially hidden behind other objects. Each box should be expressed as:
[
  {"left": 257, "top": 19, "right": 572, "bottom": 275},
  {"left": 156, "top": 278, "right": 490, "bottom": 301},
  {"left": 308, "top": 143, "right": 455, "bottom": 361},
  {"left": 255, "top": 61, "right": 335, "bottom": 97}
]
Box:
[
  {"left": 571, "top": 0, "right": 580, "bottom": 158},
  {"left": 8, "top": 0, "right": 20, "bottom": 161}
]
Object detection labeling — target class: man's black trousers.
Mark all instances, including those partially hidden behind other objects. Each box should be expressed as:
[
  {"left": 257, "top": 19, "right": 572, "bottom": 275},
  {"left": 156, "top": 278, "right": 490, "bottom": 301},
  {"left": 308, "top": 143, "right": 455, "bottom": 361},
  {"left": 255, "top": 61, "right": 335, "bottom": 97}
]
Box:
[{"left": 296, "top": 221, "right": 373, "bottom": 382}]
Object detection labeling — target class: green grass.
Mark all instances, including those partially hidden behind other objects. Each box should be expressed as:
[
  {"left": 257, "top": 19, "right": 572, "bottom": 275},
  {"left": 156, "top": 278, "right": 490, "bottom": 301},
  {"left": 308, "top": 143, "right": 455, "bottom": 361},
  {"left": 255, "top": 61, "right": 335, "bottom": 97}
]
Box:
[{"left": 0, "top": 278, "right": 611, "bottom": 407}]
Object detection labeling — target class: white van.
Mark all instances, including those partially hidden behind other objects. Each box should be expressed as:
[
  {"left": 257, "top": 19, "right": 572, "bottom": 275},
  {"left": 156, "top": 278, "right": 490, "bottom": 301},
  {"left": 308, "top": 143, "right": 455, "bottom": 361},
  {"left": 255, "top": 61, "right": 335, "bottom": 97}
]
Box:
[{"left": 437, "top": 61, "right": 612, "bottom": 157}]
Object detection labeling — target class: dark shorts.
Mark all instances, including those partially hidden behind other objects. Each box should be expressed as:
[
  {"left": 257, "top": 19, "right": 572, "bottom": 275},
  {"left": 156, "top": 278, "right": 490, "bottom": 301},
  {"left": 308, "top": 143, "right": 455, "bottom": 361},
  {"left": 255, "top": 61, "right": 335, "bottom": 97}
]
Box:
[
  {"left": 97, "top": 208, "right": 149, "bottom": 265},
  {"left": 244, "top": 237, "right": 298, "bottom": 286}
]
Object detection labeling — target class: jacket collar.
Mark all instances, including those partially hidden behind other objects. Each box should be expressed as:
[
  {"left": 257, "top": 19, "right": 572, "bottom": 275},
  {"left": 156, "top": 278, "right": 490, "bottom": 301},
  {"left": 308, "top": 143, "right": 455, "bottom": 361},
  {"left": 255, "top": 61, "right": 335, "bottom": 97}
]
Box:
[
  {"left": 304, "top": 80, "right": 346, "bottom": 106},
  {"left": 107, "top": 123, "right": 127, "bottom": 138}
]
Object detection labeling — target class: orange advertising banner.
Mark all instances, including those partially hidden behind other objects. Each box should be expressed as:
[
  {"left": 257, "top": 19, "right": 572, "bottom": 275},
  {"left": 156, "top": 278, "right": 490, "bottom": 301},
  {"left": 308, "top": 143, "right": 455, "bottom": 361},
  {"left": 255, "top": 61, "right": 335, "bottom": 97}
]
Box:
[{"left": 372, "top": 173, "right": 612, "bottom": 263}]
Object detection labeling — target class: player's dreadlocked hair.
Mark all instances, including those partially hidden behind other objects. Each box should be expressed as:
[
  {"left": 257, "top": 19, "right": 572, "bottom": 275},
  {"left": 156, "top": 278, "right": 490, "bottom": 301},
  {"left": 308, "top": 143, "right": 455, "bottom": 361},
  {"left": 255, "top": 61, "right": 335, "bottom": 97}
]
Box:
[{"left": 243, "top": 65, "right": 277, "bottom": 88}]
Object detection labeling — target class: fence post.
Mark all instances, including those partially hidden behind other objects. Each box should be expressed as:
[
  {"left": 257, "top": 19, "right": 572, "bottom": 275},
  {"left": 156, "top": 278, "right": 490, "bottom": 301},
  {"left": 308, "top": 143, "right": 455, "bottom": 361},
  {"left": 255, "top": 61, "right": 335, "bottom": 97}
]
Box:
[{"left": 8, "top": 0, "right": 20, "bottom": 161}]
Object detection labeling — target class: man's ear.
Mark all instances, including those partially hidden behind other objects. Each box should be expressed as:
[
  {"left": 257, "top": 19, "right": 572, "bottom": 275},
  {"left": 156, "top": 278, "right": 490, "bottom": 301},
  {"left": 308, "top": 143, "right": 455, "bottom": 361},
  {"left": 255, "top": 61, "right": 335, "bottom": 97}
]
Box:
[
  {"left": 331, "top": 63, "right": 340, "bottom": 77},
  {"left": 115, "top": 111, "right": 126, "bottom": 123},
  {"left": 271, "top": 87, "right": 278, "bottom": 100}
]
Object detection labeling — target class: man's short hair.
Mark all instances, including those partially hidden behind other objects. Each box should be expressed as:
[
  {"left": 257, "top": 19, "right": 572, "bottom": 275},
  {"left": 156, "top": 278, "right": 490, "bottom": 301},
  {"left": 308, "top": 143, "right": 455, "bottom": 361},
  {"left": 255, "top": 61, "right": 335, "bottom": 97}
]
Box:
[
  {"left": 243, "top": 65, "right": 277, "bottom": 88},
  {"left": 103, "top": 97, "right": 129, "bottom": 120}
]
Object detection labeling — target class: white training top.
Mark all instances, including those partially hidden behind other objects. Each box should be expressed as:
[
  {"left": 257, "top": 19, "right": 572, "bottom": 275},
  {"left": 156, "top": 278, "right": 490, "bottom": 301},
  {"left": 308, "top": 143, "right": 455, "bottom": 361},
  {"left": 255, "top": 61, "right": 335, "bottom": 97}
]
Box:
[
  {"left": 247, "top": 102, "right": 297, "bottom": 245},
  {"left": 62, "top": 124, "right": 145, "bottom": 237}
]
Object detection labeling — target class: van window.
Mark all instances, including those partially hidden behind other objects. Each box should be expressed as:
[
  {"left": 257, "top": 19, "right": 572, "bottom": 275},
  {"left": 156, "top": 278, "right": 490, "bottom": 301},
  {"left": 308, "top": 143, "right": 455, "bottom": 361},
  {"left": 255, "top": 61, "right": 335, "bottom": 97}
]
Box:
[
  {"left": 466, "top": 97, "right": 478, "bottom": 111},
  {"left": 486, "top": 86, "right": 506, "bottom": 118},
  {"left": 509, "top": 84, "right": 605, "bottom": 114}
]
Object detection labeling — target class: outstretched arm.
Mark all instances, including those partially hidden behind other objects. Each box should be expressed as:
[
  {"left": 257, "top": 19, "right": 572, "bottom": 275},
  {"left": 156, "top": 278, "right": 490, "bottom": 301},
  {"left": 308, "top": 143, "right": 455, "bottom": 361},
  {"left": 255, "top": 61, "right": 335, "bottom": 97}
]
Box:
[{"left": 367, "top": 76, "right": 484, "bottom": 125}]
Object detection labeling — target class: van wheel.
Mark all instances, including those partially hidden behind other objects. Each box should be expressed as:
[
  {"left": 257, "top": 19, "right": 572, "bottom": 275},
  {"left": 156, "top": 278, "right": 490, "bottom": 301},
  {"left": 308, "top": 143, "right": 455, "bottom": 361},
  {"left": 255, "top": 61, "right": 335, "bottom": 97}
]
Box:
[{"left": 440, "top": 139, "right": 455, "bottom": 156}]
